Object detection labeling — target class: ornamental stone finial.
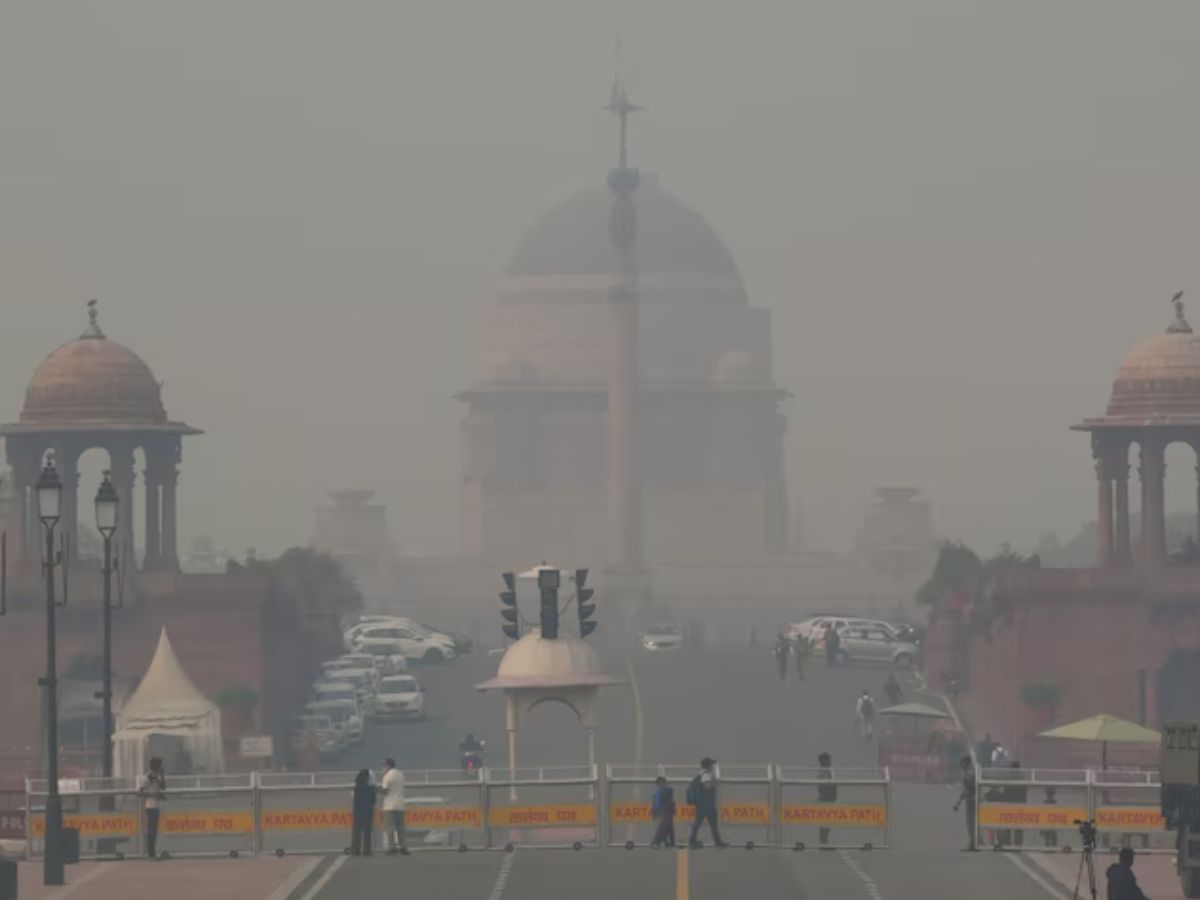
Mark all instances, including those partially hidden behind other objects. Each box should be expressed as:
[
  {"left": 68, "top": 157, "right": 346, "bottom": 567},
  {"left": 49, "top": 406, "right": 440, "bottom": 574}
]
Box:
[
  {"left": 82, "top": 299, "right": 106, "bottom": 339},
  {"left": 1167, "top": 291, "right": 1192, "bottom": 334}
]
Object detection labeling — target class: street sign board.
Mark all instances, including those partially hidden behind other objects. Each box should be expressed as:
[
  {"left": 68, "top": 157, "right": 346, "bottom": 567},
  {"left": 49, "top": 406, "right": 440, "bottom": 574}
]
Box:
[{"left": 239, "top": 736, "right": 274, "bottom": 758}]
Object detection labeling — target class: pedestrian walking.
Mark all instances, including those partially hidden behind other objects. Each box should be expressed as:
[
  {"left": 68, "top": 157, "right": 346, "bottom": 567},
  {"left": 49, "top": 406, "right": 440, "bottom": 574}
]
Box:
[
  {"left": 140, "top": 756, "right": 166, "bottom": 860},
  {"left": 380, "top": 758, "right": 408, "bottom": 854},
  {"left": 649, "top": 776, "right": 676, "bottom": 848},
  {"left": 1105, "top": 847, "right": 1151, "bottom": 900},
  {"left": 855, "top": 690, "right": 876, "bottom": 740},
  {"left": 817, "top": 752, "right": 837, "bottom": 846},
  {"left": 824, "top": 625, "right": 841, "bottom": 667},
  {"left": 883, "top": 673, "right": 903, "bottom": 707},
  {"left": 687, "top": 757, "right": 727, "bottom": 848},
  {"left": 350, "top": 768, "right": 376, "bottom": 856},
  {"left": 952, "top": 755, "right": 978, "bottom": 851},
  {"left": 794, "top": 635, "right": 812, "bottom": 681},
  {"left": 774, "top": 634, "right": 790, "bottom": 682}
]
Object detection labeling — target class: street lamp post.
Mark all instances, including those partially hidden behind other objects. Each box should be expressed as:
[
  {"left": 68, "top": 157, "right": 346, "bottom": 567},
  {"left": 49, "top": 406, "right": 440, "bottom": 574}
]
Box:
[
  {"left": 37, "top": 456, "right": 65, "bottom": 886},
  {"left": 94, "top": 472, "right": 118, "bottom": 780}
]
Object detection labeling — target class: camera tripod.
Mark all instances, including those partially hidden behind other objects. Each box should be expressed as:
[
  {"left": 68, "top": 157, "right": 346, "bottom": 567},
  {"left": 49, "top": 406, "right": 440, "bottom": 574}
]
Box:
[{"left": 1073, "top": 821, "right": 1097, "bottom": 900}]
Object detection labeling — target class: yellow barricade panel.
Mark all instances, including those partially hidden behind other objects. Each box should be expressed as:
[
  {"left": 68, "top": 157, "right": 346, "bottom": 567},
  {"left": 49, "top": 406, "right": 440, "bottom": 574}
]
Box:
[
  {"left": 161, "top": 811, "right": 254, "bottom": 836},
  {"left": 488, "top": 804, "right": 597, "bottom": 828},
  {"left": 30, "top": 813, "right": 139, "bottom": 838},
  {"left": 609, "top": 803, "right": 770, "bottom": 826},
  {"left": 781, "top": 804, "right": 888, "bottom": 827},
  {"left": 262, "top": 807, "right": 482, "bottom": 831},
  {"left": 977, "top": 805, "right": 1087, "bottom": 828},
  {"left": 1094, "top": 807, "right": 1166, "bottom": 831}
]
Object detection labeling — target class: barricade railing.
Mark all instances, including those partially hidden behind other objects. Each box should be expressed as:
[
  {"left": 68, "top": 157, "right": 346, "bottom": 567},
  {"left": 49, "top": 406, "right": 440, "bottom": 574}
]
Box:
[
  {"left": 973, "top": 768, "right": 1170, "bottom": 854},
  {"left": 483, "top": 766, "right": 600, "bottom": 850},
  {"left": 605, "top": 764, "right": 776, "bottom": 849},
  {"left": 777, "top": 766, "right": 890, "bottom": 850}
]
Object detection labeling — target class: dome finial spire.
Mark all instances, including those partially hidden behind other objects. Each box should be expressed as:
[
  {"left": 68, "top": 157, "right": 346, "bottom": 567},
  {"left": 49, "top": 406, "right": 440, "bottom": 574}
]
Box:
[
  {"left": 604, "top": 34, "right": 642, "bottom": 171},
  {"left": 1168, "top": 290, "right": 1192, "bottom": 334},
  {"left": 82, "top": 299, "right": 105, "bottom": 339}
]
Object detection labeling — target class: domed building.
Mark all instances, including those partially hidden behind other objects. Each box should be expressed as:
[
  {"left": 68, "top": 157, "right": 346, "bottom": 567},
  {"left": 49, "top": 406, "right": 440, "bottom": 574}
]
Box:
[
  {"left": 458, "top": 173, "right": 789, "bottom": 565},
  {"left": 1074, "top": 294, "right": 1200, "bottom": 567},
  {"left": 1, "top": 302, "right": 200, "bottom": 571}
]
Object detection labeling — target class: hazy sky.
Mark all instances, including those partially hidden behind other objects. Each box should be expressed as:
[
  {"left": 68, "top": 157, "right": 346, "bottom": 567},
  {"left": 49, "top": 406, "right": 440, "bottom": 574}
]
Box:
[{"left": 3, "top": 1, "right": 1200, "bottom": 558}]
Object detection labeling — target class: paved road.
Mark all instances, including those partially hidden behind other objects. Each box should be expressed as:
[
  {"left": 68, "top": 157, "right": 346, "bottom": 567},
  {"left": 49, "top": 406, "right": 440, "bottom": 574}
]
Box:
[{"left": 302, "top": 642, "right": 1057, "bottom": 899}]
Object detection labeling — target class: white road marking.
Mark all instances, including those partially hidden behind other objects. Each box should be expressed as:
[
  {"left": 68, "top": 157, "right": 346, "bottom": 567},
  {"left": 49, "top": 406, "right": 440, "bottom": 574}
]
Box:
[
  {"left": 266, "top": 855, "right": 324, "bottom": 900},
  {"left": 296, "top": 854, "right": 347, "bottom": 900},
  {"left": 47, "top": 861, "right": 113, "bottom": 898},
  {"left": 838, "top": 850, "right": 884, "bottom": 900},
  {"left": 487, "top": 851, "right": 515, "bottom": 900},
  {"left": 1006, "top": 852, "right": 1072, "bottom": 900}
]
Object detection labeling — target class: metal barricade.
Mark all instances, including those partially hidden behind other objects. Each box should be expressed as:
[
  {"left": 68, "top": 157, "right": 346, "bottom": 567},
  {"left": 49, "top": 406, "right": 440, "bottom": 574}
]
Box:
[
  {"left": 484, "top": 766, "right": 599, "bottom": 849},
  {"left": 975, "top": 768, "right": 1089, "bottom": 852},
  {"left": 25, "top": 775, "right": 255, "bottom": 859},
  {"left": 1091, "top": 770, "right": 1172, "bottom": 853},
  {"left": 777, "top": 767, "right": 890, "bottom": 850},
  {"left": 258, "top": 769, "right": 486, "bottom": 854}
]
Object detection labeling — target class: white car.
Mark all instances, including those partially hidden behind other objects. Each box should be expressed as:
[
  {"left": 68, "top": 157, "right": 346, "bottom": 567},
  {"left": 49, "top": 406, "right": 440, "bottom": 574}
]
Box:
[
  {"left": 787, "top": 617, "right": 901, "bottom": 649},
  {"left": 351, "top": 625, "right": 457, "bottom": 664},
  {"left": 319, "top": 668, "right": 378, "bottom": 703},
  {"left": 835, "top": 625, "right": 920, "bottom": 669},
  {"left": 640, "top": 624, "right": 685, "bottom": 651},
  {"left": 343, "top": 616, "right": 449, "bottom": 650},
  {"left": 356, "top": 645, "right": 409, "bottom": 675},
  {"left": 370, "top": 675, "right": 426, "bottom": 720},
  {"left": 305, "top": 698, "right": 365, "bottom": 744},
  {"left": 310, "top": 681, "right": 360, "bottom": 706}
]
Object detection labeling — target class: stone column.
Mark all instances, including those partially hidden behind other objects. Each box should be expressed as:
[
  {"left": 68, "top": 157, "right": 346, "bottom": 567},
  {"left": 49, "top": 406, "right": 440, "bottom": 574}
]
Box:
[
  {"left": 1095, "top": 455, "right": 1115, "bottom": 567},
  {"left": 1139, "top": 438, "right": 1167, "bottom": 567},
  {"left": 54, "top": 443, "right": 79, "bottom": 564},
  {"left": 1114, "top": 461, "right": 1132, "bottom": 564},
  {"left": 142, "top": 459, "right": 161, "bottom": 570},
  {"left": 158, "top": 439, "right": 180, "bottom": 571},
  {"left": 107, "top": 443, "right": 137, "bottom": 571},
  {"left": 8, "top": 444, "right": 42, "bottom": 571}
]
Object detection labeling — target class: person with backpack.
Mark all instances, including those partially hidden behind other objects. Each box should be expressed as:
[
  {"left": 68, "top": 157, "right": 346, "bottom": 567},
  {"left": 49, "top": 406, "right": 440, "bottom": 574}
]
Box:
[
  {"left": 649, "top": 776, "right": 676, "bottom": 848},
  {"left": 856, "top": 690, "right": 876, "bottom": 739},
  {"left": 687, "top": 757, "right": 727, "bottom": 848}
]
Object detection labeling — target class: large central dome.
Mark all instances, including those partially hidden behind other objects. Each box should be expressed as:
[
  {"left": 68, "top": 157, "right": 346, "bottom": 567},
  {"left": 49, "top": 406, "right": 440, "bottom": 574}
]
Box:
[{"left": 501, "top": 174, "right": 748, "bottom": 307}]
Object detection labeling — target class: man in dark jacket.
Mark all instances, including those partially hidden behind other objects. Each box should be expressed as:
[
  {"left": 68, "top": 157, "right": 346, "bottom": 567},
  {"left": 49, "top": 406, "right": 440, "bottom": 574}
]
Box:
[
  {"left": 1106, "top": 847, "right": 1151, "bottom": 899},
  {"left": 687, "top": 757, "right": 727, "bottom": 848},
  {"left": 649, "top": 776, "right": 676, "bottom": 848}
]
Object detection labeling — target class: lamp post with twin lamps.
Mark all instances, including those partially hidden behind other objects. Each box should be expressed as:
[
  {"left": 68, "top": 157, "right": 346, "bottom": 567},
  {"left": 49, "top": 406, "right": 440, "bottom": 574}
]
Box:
[
  {"left": 36, "top": 456, "right": 65, "bottom": 886},
  {"left": 94, "top": 472, "right": 119, "bottom": 779}
]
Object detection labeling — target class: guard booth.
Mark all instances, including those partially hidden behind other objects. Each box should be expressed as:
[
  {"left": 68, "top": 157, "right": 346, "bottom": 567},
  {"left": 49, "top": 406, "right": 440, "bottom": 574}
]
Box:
[{"left": 877, "top": 702, "right": 965, "bottom": 784}]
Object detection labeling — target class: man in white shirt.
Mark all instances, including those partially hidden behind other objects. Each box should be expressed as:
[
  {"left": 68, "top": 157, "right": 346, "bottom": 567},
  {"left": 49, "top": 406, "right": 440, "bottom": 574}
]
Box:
[{"left": 380, "top": 758, "right": 407, "bottom": 854}]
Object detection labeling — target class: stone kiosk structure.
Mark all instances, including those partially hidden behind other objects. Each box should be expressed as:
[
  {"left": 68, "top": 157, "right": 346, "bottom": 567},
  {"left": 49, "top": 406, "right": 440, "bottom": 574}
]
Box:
[{"left": 1, "top": 302, "right": 200, "bottom": 571}]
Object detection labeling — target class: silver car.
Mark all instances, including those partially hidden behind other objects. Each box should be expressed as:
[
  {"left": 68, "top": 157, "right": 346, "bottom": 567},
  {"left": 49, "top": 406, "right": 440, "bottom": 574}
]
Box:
[{"left": 835, "top": 625, "right": 919, "bottom": 669}]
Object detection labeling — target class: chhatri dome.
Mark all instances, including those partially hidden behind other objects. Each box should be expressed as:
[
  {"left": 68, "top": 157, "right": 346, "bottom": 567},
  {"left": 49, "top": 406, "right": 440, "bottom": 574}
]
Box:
[
  {"left": 1102, "top": 293, "right": 1200, "bottom": 424},
  {"left": 21, "top": 300, "right": 167, "bottom": 425}
]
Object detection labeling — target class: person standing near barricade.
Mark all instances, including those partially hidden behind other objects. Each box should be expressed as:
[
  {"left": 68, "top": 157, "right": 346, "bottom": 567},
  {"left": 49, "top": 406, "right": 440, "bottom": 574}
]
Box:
[
  {"left": 1005, "top": 760, "right": 1025, "bottom": 847},
  {"left": 817, "top": 752, "right": 837, "bottom": 847},
  {"left": 649, "top": 776, "right": 676, "bottom": 848},
  {"left": 350, "top": 769, "right": 376, "bottom": 856},
  {"left": 883, "top": 673, "right": 903, "bottom": 707},
  {"left": 824, "top": 624, "right": 841, "bottom": 667},
  {"left": 380, "top": 758, "right": 408, "bottom": 855},
  {"left": 687, "top": 757, "right": 727, "bottom": 849},
  {"left": 774, "top": 633, "right": 790, "bottom": 682},
  {"left": 140, "top": 756, "right": 166, "bottom": 860},
  {"left": 1040, "top": 787, "right": 1058, "bottom": 848},
  {"left": 952, "top": 755, "right": 978, "bottom": 851}
]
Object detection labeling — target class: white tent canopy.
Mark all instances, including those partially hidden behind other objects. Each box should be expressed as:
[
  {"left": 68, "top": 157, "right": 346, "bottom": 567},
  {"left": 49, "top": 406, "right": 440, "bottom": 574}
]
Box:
[{"left": 113, "top": 628, "right": 224, "bottom": 777}]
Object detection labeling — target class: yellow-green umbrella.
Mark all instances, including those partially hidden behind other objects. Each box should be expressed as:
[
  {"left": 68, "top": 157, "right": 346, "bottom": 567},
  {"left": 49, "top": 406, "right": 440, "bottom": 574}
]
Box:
[{"left": 1037, "top": 714, "right": 1159, "bottom": 770}]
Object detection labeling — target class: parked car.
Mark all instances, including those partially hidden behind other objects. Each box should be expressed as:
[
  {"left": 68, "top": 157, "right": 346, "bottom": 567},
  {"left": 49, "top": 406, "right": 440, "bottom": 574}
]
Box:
[
  {"left": 351, "top": 625, "right": 458, "bottom": 664},
  {"left": 414, "top": 621, "right": 474, "bottom": 654},
  {"left": 834, "top": 625, "right": 920, "bottom": 669},
  {"left": 324, "top": 652, "right": 405, "bottom": 677},
  {"left": 310, "top": 681, "right": 360, "bottom": 707},
  {"left": 319, "top": 668, "right": 378, "bottom": 704},
  {"left": 787, "top": 617, "right": 902, "bottom": 648},
  {"left": 370, "top": 675, "right": 426, "bottom": 720},
  {"left": 305, "top": 698, "right": 365, "bottom": 744},
  {"left": 639, "top": 623, "right": 685, "bottom": 651},
  {"left": 356, "top": 645, "right": 409, "bottom": 675}
]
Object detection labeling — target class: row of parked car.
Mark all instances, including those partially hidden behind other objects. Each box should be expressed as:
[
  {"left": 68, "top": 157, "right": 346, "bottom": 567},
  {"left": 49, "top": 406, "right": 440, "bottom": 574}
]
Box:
[
  {"left": 292, "top": 614, "right": 466, "bottom": 760},
  {"left": 783, "top": 614, "right": 925, "bottom": 669}
]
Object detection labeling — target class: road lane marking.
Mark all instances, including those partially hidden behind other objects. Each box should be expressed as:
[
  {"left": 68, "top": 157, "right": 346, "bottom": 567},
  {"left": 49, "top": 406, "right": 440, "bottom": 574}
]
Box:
[
  {"left": 676, "top": 847, "right": 689, "bottom": 900},
  {"left": 266, "top": 855, "right": 324, "bottom": 900},
  {"left": 296, "top": 854, "right": 346, "bottom": 900},
  {"left": 838, "top": 850, "right": 883, "bottom": 900},
  {"left": 1006, "top": 853, "right": 1071, "bottom": 900},
  {"left": 487, "top": 851, "right": 515, "bottom": 900}
]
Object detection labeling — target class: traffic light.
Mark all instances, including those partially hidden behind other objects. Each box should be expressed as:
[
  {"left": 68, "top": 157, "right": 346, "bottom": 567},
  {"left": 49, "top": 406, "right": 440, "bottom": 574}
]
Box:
[
  {"left": 500, "top": 571, "right": 519, "bottom": 641},
  {"left": 576, "top": 568, "right": 596, "bottom": 638},
  {"left": 537, "top": 567, "right": 560, "bottom": 640}
]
